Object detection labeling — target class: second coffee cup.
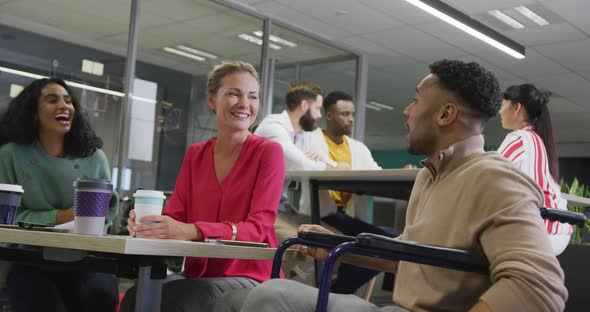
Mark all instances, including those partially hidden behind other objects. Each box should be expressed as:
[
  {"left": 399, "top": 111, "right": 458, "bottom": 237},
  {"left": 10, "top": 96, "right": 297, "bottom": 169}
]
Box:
[
  {"left": 133, "top": 190, "right": 166, "bottom": 238},
  {"left": 73, "top": 179, "right": 112, "bottom": 236}
]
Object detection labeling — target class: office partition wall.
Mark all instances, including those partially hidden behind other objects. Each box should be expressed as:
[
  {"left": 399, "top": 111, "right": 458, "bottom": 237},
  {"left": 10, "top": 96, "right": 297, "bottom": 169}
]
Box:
[{"left": 0, "top": 1, "right": 131, "bottom": 172}]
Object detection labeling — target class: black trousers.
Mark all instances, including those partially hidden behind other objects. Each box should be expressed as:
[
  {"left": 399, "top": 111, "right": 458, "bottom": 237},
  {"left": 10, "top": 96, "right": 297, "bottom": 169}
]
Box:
[{"left": 6, "top": 264, "right": 119, "bottom": 312}]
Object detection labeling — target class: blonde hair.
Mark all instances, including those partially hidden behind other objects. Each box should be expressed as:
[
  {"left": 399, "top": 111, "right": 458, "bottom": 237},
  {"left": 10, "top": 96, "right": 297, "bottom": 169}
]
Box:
[{"left": 207, "top": 61, "right": 260, "bottom": 94}]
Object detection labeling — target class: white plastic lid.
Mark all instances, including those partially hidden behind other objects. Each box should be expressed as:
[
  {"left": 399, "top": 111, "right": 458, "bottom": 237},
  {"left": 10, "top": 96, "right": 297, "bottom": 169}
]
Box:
[
  {"left": 0, "top": 183, "right": 24, "bottom": 193},
  {"left": 133, "top": 190, "right": 166, "bottom": 199}
]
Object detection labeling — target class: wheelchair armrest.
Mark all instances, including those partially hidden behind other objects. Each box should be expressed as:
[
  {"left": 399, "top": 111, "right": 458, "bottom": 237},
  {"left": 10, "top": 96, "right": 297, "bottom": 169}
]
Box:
[
  {"left": 297, "top": 230, "right": 356, "bottom": 247},
  {"left": 270, "top": 232, "right": 355, "bottom": 279},
  {"left": 540, "top": 208, "right": 587, "bottom": 226},
  {"left": 314, "top": 234, "right": 489, "bottom": 312},
  {"left": 354, "top": 233, "right": 489, "bottom": 273}
]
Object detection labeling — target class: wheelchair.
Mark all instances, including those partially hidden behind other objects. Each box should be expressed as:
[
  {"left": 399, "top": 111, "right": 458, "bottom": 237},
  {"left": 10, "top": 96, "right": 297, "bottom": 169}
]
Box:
[{"left": 271, "top": 208, "right": 587, "bottom": 312}]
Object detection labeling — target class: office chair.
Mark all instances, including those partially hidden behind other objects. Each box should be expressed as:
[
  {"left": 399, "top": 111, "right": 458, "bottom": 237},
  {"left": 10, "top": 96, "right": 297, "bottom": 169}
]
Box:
[{"left": 271, "top": 208, "right": 587, "bottom": 312}]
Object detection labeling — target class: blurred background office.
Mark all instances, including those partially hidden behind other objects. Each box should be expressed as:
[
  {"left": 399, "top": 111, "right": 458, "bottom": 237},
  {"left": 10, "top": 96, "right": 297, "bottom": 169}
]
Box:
[
  {"left": 1, "top": 0, "right": 589, "bottom": 310},
  {"left": 1, "top": 0, "right": 589, "bottom": 238}
]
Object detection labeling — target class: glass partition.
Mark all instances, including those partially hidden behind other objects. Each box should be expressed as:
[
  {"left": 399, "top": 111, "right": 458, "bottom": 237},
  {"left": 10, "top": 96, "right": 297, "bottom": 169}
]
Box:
[
  {"left": 0, "top": 0, "right": 363, "bottom": 194},
  {"left": 0, "top": 0, "right": 131, "bottom": 166},
  {"left": 129, "top": 0, "right": 264, "bottom": 191},
  {"left": 268, "top": 23, "right": 358, "bottom": 121}
]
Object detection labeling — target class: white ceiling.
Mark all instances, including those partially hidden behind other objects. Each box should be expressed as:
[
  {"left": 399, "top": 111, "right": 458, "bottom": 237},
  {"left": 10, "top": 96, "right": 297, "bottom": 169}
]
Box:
[
  {"left": 0, "top": 0, "right": 351, "bottom": 72},
  {"left": 0, "top": 0, "right": 589, "bottom": 151}
]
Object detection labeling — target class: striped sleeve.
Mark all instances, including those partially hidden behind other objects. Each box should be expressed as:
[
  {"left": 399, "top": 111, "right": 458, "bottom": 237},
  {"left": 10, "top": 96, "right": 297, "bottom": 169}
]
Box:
[
  {"left": 499, "top": 130, "right": 572, "bottom": 241},
  {"left": 498, "top": 132, "right": 525, "bottom": 165}
]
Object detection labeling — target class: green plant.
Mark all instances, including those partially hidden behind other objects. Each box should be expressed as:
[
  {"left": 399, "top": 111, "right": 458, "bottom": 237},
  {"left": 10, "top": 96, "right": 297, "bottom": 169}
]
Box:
[{"left": 560, "top": 178, "right": 590, "bottom": 244}]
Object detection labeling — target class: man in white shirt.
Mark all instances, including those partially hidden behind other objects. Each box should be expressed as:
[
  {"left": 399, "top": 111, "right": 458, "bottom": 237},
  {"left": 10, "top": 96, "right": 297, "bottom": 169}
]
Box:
[
  {"left": 255, "top": 81, "right": 342, "bottom": 171},
  {"left": 255, "top": 81, "right": 347, "bottom": 276}
]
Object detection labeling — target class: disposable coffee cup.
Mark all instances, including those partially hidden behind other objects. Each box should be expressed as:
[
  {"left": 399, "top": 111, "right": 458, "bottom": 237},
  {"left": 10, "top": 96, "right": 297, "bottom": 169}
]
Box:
[
  {"left": 0, "top": 184, "right": 24, "bottom": 225},
  {"left": 73, "top": 179, "right": 112, "bottom": 236},
  {"left": 133, "top": 190, "right": 166, "bottom": 238}
]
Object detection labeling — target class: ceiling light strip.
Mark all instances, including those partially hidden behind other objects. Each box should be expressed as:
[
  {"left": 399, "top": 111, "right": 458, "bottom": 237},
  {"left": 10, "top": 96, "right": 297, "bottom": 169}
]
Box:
[
  {"left": 66, "top": 80, "right": 124, "bottom": 97},
  {"left": 366, "top": 103, "right": 382, "bottom": 111},
  {"left": 163, "top": 47, "right": 206, "bottom": 61},
  {"left": 130, "top": 95, "right": 157, "bottom": 104},
  {"left": 269, "top": 35, "right": 297, "bottom": 48},
  {"left": 404, "top": 0, "right": 525, "bottom": 59},
  {"left": 252, "top": 31, "right": 297, "bottom": 47},
  {"left": 514, "top": 6, "right": 549, "bottom": 26},
  {"left": 238, "top": 34, "right": 282, "bottom": 50},
  {"left": 369, "top": 101, "right": 394, "bottom": 110},
  {"left": 0, "top": 66, "right": 45, "bottom": 79},
  {"left": 176, "top": 45, "right": 218, "bottom": 59},
  {"left": 0, "top": 65, "right": 137, "bottom": 99},
  {"left": 488, "top": 10, "right": 525, "bottom": 29}
]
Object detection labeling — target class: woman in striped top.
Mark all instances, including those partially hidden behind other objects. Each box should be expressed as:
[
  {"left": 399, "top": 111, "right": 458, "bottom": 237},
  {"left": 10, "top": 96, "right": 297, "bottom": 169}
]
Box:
[{"left": 498, "top": 83, "right": 571, "bottom": 255}]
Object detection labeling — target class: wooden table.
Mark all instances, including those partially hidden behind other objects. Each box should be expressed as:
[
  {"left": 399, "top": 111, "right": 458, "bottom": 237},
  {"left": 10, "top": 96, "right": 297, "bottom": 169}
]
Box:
[
  {"left": 286, "top": 169, "right": 420, "bottom": 224},
  {"left": 286, "top": 169, "right": 419, "bottom": 281},
  {"left": 0, "top": 228, "right": 281, "bottom": 312}
]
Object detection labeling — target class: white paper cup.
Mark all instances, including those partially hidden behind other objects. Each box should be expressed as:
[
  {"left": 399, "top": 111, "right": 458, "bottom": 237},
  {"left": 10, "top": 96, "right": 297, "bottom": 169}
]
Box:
[
  {"left": 133, "top": 190, "right": 166, "bottom": 238},
  {"left": 73, "top": 216, "right": 106, "bottom": 236}
]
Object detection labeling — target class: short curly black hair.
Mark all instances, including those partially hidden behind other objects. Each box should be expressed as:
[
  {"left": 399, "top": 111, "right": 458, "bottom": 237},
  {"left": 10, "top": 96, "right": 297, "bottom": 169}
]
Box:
[
  {"left": 429, "top": 59, "right": 501, "bottom": 120},
  {"left": 323, "top": 91, "right": 353, "bottom": 113},
  {"left": 0, "top": 77, "right": 103, "bottom": 158}
]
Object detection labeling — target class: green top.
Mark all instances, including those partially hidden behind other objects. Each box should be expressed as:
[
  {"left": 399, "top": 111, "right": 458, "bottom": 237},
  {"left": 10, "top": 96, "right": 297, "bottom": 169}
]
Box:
[{"left": 0, "top": 142, "right": 118, "bottom": 228}]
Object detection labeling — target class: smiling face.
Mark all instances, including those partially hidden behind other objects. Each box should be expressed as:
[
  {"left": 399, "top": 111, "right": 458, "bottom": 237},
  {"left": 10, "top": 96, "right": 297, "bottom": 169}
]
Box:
[
  {"left": 208, "top": 71, "right": 260, "bottom": 132},
  {"left": 36, "top": 83, "right": 75, "bottom": 137},
  {"left": 403, "top": 74, "right": 443, "bottom": 156}
]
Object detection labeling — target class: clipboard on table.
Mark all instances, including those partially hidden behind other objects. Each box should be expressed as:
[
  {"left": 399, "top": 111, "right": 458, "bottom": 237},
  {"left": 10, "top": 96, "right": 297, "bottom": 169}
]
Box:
[{"left": 204, "top": 239, "right": 269, "bottom": 248}]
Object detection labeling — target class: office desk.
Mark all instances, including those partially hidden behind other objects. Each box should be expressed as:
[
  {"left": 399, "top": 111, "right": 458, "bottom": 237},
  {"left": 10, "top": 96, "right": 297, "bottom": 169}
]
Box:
[
  {"left": 286, "top": 169, "right": 420, "bottom": 224},
  {"left": 0, "top": 228, "right": 279, "bottom": 312}
]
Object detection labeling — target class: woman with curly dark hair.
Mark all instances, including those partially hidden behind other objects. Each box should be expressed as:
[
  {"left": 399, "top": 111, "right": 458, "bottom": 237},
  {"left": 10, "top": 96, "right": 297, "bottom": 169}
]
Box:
[
  {"left": 0, "top": 78, "right": 104, "bottom": 156},
  {"left": 0, "top": 77, "right": 119, "bottom": 312}
]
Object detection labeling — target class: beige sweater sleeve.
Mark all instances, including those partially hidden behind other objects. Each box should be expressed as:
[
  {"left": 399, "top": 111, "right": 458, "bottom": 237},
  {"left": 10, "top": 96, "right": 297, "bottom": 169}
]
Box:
[{"left": 476, "top": 164, "right": 567, "bottom": 311}]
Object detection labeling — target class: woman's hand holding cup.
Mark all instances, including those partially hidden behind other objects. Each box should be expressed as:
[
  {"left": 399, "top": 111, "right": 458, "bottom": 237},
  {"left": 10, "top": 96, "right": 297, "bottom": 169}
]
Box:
[{"left": 132, "top": 214, "right": 201, "bottom": 241}]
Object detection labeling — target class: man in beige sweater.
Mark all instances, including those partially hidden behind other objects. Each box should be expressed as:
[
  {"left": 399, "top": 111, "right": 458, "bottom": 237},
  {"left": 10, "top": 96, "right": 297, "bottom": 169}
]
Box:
[{"left": 223, "top": 59, "right": 567, "bottom": 312}]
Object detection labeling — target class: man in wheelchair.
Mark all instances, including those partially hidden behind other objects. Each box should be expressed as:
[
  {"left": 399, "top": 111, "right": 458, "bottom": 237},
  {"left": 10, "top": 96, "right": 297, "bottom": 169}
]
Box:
[{"left": 220, "top": 59, "right": 568, "bottom": 312}]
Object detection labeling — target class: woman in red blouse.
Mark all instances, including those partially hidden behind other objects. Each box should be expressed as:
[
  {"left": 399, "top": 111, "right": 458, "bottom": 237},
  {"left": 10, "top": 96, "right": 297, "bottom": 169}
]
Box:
[{"left": 121, "top": 61, "right": 285, "bottom": 311}]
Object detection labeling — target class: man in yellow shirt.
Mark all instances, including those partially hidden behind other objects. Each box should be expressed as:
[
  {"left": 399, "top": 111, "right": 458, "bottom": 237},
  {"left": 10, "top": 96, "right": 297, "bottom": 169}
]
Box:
[
  {"left": 322, "top": 122, "right": 353, "bottom": 211},
  {"left": 310, "top": 91, "right": 386, "bottom": 294},
  {"left": 311, "top": 91, "right": 381, "bottom": 216}
]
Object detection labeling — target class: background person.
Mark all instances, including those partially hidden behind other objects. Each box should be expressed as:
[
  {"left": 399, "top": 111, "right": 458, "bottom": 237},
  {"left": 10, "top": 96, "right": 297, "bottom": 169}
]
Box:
[
  {"left": 254, "top": 81, "right": 347, "bottom": 277},
  {"left": 0, "top": 77, "right": 119, "bottom": 312},
  {"left": 497, "top": 83, "right": 571, "bottom": 255},
  {"left": 309, "top": 91, "right": 381, "bottom": 219},
  {"left": 255, "top": 80, "right": 339, "bottom": 172},
  {"left": 121, "top": 61, "right": 284, "bottom": 312},
  {"left": 308, "top": 90, "right": 386, "bottom": 294}
]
